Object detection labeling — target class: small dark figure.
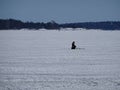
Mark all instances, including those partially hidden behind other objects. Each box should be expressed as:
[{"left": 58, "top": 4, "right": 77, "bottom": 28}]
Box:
[{"left": 71, "top": 41, "right": 76, "bottom": 49}]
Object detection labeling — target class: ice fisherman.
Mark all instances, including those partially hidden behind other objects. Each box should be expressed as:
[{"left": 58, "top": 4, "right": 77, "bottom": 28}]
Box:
[{"left": 71, "top": 41, "right": 76, "bottom": 49}]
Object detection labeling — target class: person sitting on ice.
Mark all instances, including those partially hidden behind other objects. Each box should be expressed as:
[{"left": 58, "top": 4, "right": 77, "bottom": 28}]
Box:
[{"left": 71, "top": 41, "right": 76, "bottom": 49}]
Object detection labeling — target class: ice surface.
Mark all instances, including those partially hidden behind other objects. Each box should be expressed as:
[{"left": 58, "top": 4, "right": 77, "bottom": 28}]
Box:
[{"left": 0, "top": 29, "right": 120, "bottom": 90}]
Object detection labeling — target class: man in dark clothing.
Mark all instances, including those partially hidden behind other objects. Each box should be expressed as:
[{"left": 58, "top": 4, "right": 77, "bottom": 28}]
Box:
[{"left": 71, "top": 41, "right": 76, "bottom": 49}]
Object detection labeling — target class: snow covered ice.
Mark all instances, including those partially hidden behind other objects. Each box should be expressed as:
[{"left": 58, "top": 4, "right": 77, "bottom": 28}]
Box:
[{"left": 0, "top": 29, "right": 120, "bottom": 90}]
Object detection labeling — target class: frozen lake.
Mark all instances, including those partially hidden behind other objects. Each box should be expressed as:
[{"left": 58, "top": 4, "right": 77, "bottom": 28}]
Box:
[{"left": 0, "top": 29, "right": 120, "bottom": 90}]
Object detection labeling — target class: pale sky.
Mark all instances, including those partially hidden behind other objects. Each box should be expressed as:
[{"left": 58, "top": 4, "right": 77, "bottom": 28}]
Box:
[{"left": 0, "top": 0, "right": 120, "bottom": 23}]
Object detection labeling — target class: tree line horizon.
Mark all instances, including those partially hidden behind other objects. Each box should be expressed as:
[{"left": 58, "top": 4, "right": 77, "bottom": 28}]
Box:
[{"left": 0, "top": 18, "right": 120, "bottom": 30}]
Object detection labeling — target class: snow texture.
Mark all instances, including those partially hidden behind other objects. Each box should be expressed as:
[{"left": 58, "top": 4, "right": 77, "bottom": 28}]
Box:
[{"left": 0, "top": 29, "right": 120, "bottom": 90}]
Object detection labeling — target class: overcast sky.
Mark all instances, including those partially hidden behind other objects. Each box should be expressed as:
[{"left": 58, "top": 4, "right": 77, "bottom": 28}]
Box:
[{"left": 0, "top": 0, "right": 120, "bottom": 23}]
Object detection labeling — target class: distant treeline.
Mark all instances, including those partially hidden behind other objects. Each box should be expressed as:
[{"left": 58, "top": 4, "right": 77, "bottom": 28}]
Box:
[
  {"left": 0, "top": 19, "right": 120, "bottom": 30},
  {"left": 0, "top": 19, "right": 59, "bottom": 30},
  {"left": 60, "top": 22, "right": 120, "bottom": 30}
]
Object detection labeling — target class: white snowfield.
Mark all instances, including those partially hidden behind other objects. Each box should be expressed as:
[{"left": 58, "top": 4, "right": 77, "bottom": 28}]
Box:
[{"left": 0, "top": 29, "right": 120, "bottom": 90}]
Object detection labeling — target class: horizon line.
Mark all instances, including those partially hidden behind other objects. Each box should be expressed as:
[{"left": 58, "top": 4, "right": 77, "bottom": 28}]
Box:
[{"left": 0, "top": 18, "right": 120, "bottom": 24}]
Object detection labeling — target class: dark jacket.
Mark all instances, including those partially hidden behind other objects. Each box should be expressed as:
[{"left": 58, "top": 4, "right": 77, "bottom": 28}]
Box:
[{"left": 71, "top": 41, "right": 76, "bottom": 49}]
